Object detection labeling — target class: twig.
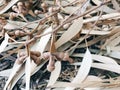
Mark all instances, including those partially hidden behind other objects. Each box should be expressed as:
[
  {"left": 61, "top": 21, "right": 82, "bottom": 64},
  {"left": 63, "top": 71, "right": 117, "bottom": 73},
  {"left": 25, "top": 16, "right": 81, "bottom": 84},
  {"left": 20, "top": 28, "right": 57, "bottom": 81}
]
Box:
[
  {"left": 25, "top": 1, "right": 110, "bottom": 45},
  {"left": 67, "top": 8, "right": 103, "bottom": 53}
]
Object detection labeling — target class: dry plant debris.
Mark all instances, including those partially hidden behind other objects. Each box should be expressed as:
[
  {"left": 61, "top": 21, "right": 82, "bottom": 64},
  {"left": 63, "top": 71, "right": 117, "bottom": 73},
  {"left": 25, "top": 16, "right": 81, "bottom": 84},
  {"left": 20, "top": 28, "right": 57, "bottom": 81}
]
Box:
[{"left": 0, "top": 0, "right": 120, "bottom": 90}]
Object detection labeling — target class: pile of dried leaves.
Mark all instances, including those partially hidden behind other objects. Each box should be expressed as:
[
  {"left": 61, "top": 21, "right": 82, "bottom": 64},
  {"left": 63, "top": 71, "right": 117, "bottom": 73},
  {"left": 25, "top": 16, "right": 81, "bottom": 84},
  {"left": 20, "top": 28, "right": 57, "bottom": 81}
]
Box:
[{"left": 0, "top": 0, "right": 120, "bottom": 90}]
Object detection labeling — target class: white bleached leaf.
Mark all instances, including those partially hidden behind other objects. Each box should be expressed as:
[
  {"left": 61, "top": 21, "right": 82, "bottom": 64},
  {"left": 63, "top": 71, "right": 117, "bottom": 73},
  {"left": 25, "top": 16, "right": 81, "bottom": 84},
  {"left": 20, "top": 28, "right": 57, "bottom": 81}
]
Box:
[
  {"left": 112, "top": 0, "right": 120, "bottom": 10},
  {"left": 47, "top": 61, "right": 61, "bottom": 87},
  {"left": 3, "top": 23, "right": 20, "bottom": 30},
  {"left": 0, "top": 33, "right": 9, "bottom": 53},
  {"left": 31, "top": 26, "right": 52, "bottom": 53},
  {"left": 55, "top": 17, "right": 83, "bottom": 49},
  {"left": 83, "top": 13, "right": 120, "bottom": 24},
  {"left": 73, "top": 54, "right": 118, "bottom": 65},
  {"left": 65, "top": 48, "right": 92, "bottom": 90},
  {"left": 109, "top": 51, "right": 120, "bottom": 59},
  {"left": 4, "top": 63, "right": 23, "bottom": 90},
  {"left": 0, "top": 69, "right": 12, "bottom": 77},
  {"left": 92, "top": 63, "right": 120, "bottom": 74},
  {"left": 25, "top": 56, "right": 31, "bottom": 90},
  {"left": 81, "top": 30, "right": 111, "bottom": 35},
  {"left": 62, "top": 6, "right": 80, "bottom": 14},
  {"left": 73, "top": 62, "right": 120, "bottom": 74},
  {"left": 0, "top": 0, "right": 19, "bottom": 14}
]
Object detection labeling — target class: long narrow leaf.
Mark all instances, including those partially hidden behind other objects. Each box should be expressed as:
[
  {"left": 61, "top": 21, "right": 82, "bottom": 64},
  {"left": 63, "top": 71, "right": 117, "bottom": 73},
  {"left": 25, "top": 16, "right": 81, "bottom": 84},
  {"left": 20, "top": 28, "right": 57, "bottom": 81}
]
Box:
[
  {"left": 0, "top": 33, "right": 9, "bottom": 53},
  {"left": 47, "top": 61, "right": 61, "bottom": 87},
  {"left": 65, "top": 48, "right": 92, "bottom": 90},
  {"left": 25, "top": 56, "right": 31, "bottom": 90}
]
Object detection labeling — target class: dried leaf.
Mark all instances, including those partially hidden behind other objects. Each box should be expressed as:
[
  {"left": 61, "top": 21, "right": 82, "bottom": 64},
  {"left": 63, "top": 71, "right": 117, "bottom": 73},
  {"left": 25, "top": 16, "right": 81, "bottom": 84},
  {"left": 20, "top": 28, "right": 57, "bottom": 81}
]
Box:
[
  {"left": 4, "top": 62, "right": 23, "bottom": 90},
  {"left": 65, "top": 48, "right": 92, "bottom": 90},
  {"left": 92, "top": 63, "right": 120, "bottom": 74},
  {"left": 55, "top": 17, "right": 83, "bottom": 48},
  {"left": 25, "top": 56, "right": 31, "bottom": 90},
  {"left": 112, "top": 0, "right": 120, "bottom": 10},
  {"left": 74, "top": 54, "right": 118, "bottom": 65},
  {"left": 109, "top": 51, "right": 120, "bottom": 59},
  {"left": 0, "top": 33, "right": 9, "bottom": 53},
  {"left": 62, "top": 6, "right": 80, "bottom": 14},
  {"left": 73, "top": 63, "right": 120, "bottom": 74},
  {"left": 108, "top": 36, "right": 120, "bottom": 47},
  {"left": 47, "top": 61, "right": 61, "bottom": 87},
  {"left": 31, "top": 26, "right": 52, "bottom": 52},
  {"left": 81, "top": 30, "right": 111, "bottom": 35},
  {"left": 83, "top": 13, "right": 120, "bottom": 24},
  {"left": 6, "top": 20, "right": 38, "bottom": 29},
  {"left": 0, "top": 0, "right": 19, "bottom": 14},
  {"left": 0, "top": 69, "right": 12, "bottom": 77}
]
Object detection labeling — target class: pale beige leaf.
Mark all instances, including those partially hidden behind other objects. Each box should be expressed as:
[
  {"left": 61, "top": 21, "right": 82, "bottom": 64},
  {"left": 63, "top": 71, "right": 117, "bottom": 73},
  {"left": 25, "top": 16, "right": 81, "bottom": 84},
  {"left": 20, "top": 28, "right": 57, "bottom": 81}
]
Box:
[
  {"left": 109, "top": 51, "right": 120, "bottom": 59},
  {"left": 62, "top": 7, "right": 80, "bottom": 14},
  {"left": 4, "top": 63, "right": 23, "bottom": 90},
  {"left": 0, "top": 0, "right": 5, "bottom": 6},
  {"left": 25, "top": 56, "right": 31, "bottom": 90},
  {"left": 98, "top": 5, "right": 116, "bottom": 13},
  {"left": 7, "top": 20, "right": 38, "bottom": 29},
  {"left": 73, "top": 54, "right": 118, "bottom": 65},
  {"left": 92, "top": 63, "right": 120, "bottom": 74},
  {"left": 83, "top": 13, "right": 120, "bottom": 24},
  {"left": 109, "top": 46, "right": 120, "bottom": 52},
  {"left": 0, "top": 69, "right": 12, "bottom": 77},
  {"left": 65, "top": 48, "right": 92, "bottom": 90},
  {"left": 81, "top": 30, "right": 111, "bottom": 35},
  {"left": 112, "top": 0, "right": 120, "bottom": 10},
  {"left": 0, "top": 33, "right": 9, "bottom": 53},
  {"left": 73, "top": 63, "right": 120, "bottom": 74},
  {"left": 108, "top": 36, "right": 120, "bottom": 47},
  {"left": 31, "top": 26, "right": 52, "bottom": 52},
  {"left": 55, "top": 17, "right": 83, "bottom": 49},
  {"left": 0, "top": 0, "right": 19, "bottom": 14},
  {"left": 80, "top": 0, "right": 90, "bottom": 14},
  {"left": 47, "top": 61, "right": 61, "bottom": 87}
]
